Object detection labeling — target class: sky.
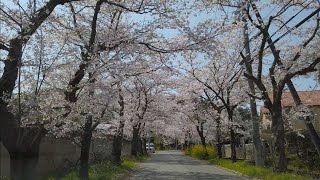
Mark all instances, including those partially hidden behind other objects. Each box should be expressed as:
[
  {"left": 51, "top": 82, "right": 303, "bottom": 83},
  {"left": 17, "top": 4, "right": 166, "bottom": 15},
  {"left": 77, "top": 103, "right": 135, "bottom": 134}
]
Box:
[{"left": 1, "top": 0, "right": 319, "bottom": 93}]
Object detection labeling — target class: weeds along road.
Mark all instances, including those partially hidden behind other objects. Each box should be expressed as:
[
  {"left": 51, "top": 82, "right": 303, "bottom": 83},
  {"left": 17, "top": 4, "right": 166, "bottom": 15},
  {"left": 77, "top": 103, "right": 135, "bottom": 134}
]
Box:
[{"left": 125, "top": 151, "right": 248, "bottom": 180}]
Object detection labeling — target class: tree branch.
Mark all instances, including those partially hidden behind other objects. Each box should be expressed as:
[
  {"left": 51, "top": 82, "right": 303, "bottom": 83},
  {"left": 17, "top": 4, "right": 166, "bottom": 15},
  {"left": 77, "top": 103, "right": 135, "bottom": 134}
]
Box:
[
  {"left": 0, "top": 43, "right": 9, "bottom": 51},
  {"left": 243, "top": 72, "right": 272, "bottom": 107},
  {"left": 19, "top": 0, "right": 81, "bottom": 43},
  {"left": 102, "top": 0, "right": 156, "bottom": 14},
  {"left": 285, "top": 57, "right": 320, "bottom": 81},
  {"left": 0, "top": 7, "right": 22, "bottom": 27}
]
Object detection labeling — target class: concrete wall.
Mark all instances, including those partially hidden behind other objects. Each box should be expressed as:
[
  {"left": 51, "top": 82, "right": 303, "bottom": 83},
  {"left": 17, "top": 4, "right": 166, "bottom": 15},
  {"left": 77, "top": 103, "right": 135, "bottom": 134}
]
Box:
[
  {"left": 35, "top": 137, "right": 82, "bottom": 178},
  {"left": 224, "top": 144, "right": 255, "bottom": 161},
  {"left": 0, "top": 136, "right": 132, "bottom": 178},
  {"left": 0, "top": 143, "right": 10, "bottom": 177}
]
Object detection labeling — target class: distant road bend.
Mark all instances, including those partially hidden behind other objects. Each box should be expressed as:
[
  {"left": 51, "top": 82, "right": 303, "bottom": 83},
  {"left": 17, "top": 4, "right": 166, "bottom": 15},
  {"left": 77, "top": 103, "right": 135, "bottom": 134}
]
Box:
[{"left": 126, "top": 150, "right": 248, "bottom": 180}]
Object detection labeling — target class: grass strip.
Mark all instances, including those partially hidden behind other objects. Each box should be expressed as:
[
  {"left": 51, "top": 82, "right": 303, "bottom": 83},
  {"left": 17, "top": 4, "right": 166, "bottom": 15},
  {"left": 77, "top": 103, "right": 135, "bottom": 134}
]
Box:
[
  {"left": 47, "top": 155, "right": 148, "bottom": 180},
  {"left": 209, "top": 159, "right": 314, "bottom": 180}
]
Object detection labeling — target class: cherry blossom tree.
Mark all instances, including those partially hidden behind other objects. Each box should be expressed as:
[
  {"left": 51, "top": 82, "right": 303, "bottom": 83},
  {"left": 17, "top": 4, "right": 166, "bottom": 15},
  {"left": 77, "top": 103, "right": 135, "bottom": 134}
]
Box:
[
  {"left": 179, "top": 24, "right": 247, "bottom": 161},
  {"left": 0, "top": 0, "right": 80, "bottom": 178},
  {"left": 241, "top": 0, "right": 320, "bottom": 172},
  {"left": 52, "top": 0, "right": 180, "bottom": 177},
  {"left": 123, "top": 67, "right": 174, "bottom": 155}
]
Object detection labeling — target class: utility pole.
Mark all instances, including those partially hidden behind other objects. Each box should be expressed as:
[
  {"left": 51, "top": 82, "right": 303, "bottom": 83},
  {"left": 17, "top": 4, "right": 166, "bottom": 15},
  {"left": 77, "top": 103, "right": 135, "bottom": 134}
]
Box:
[{"left": 240, "top": 0, "right": 264, "bottom": 166}]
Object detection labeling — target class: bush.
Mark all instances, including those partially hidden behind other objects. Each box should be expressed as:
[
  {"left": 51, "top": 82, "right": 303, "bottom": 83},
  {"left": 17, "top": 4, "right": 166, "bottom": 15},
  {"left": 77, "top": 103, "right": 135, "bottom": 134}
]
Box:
[
  {"left": 185, "top": 146, "right": 192, "bottom": 156},
  {"left": 284, "top": 130, "right": 320, "bottom": 173},
  {"left": 186, "top": 145, "right": 217, "bottom": 160}
]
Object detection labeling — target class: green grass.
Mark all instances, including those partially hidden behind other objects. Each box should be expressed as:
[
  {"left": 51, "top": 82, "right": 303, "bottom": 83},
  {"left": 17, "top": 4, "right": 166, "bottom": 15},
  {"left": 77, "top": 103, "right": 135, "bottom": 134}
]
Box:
[
  {"left": 47, "top": 155, "right": 148, "bottom": 180},
  {"left": 209, "top": 159, "right": 314, "bottom": 180}
]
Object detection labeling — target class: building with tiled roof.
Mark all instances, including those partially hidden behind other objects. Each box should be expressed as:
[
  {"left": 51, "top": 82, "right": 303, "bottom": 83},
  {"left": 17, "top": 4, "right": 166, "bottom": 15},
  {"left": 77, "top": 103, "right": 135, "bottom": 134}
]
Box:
[{"left": 260, "top": 90, "right": 320, "bottom": 131}]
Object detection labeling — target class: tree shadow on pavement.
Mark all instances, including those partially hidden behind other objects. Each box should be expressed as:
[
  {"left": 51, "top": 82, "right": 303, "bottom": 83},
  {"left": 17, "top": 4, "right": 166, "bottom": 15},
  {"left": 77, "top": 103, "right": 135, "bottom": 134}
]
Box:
[{"left": 127, "top": 169, "right": 246, "bottom": 180}]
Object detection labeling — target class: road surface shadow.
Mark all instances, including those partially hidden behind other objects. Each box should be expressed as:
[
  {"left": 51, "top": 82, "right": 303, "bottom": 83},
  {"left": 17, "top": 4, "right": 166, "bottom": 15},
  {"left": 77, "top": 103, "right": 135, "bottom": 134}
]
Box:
[
  {"left": 144, "top": 153, "right": 206, "bottom": 165},
  {"left": 128, "top": 169, "right": 245, "bottom": 180}
]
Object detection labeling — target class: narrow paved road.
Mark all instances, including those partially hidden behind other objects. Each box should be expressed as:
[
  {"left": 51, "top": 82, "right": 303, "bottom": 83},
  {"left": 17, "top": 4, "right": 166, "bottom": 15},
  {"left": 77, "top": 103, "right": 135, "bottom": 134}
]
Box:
[{"left": 126, "top": 150, "right": 248, "bottom": 180}]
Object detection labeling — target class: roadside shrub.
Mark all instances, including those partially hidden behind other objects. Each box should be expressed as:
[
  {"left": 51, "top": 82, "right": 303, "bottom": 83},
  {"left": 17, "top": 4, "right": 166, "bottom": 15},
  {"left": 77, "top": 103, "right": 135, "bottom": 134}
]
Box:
[
  {"left": 189, "top": 145, "right": 217, "bottom": 160},
  {"left": 286, "top": 130, "right": 320, "bottom": 172},
  {"left": 185, "top": 146, "right": 192, "bottom": 156}
]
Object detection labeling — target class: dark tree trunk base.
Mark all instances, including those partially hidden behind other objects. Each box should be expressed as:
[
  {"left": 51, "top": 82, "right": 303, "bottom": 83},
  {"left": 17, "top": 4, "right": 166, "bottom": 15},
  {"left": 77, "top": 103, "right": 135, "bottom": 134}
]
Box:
[
  {"left": 138, "top": 138, "right": 143, "bottom": 155},
  {"left": 230, "top": 128, "right": 237, "bottom": 163},
  {"left": 216, "top": 143, "right": 222, "bottom": 159},
  {"left": 111, "top": 135, "right": 123, "bottom": 166},
  {"left": 131, "top": 126, "right": 140, "bottom": 156},
  {"left": 79, "top": 115, "right": 93, "bottom": 180},
  {"left": 1, "top": 127, "right": 45, "bottom": 180},
  {"left": 271, "top": 108, "right": 287, "bottom": 172}
]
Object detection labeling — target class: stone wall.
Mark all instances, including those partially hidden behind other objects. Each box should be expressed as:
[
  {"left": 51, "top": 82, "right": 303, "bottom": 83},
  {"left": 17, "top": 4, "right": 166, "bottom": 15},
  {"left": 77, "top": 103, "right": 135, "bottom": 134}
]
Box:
[{"left": 0, "top": 136, "right": 132, "bottom": 178}]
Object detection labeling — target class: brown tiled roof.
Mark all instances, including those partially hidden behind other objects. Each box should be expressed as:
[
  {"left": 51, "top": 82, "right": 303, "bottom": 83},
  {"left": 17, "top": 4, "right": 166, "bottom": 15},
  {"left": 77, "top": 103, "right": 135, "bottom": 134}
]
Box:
[{"left": 261, "top": 90, "right": 320, "bottom": 113}]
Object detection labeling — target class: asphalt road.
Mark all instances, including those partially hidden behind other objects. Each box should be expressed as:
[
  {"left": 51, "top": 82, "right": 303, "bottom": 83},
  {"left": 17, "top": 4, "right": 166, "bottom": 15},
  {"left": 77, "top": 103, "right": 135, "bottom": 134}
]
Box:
[{"left": 125, "top": 150, "right": 248, "bottom": 180}]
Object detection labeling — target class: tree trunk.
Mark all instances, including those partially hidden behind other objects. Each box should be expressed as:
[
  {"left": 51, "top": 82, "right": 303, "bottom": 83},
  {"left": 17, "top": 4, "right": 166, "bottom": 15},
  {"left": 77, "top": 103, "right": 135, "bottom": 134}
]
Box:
[
  {"left": 200, "top": 135, "right": 206, "bottom": 148},
  {"left": 216, "top": 143, "right": 223, "bottom": 159},
  {"left": 111, "top": 84, "right": 125, "bottom": 165},
  {"left": 131, "top": 125, "right": 140, "bottom": 156},
  {"left": 227, "top": 109, "right": 237, "bottom": 163},
  {"left": 79, "top": 115, "right": 93, "bottom": 180},
  {"left": 216, "top": 118, "right": 223, "bottom": 158},
  {"left": 243, "top": 139, "right": 247, "bottom": 160},
  {"left": 0, "top": 9, "right": 63, "bottom": 178},
  {"left": 271, "top": 107, "right": 287, "bottom": 172},
  {"left": 241, "top": 2, "right": 264, "bottom": 166},
  {"left": 249, "top": 97, "right": 264, "bottom": 166},
  {"left": 184, "top": 139, "right": 187, "bottom": 149},
  {"left": 287, "top": 81, "right": 320, "bottom": 156},
  {"left": 111, "top": 134, "right": 123, "bottom": 166},
  {"left": 142, "top": 138, "right": 147, "bottom": 154},
  {"left": 111, "top": 122, "right": 124, "bottom": 166},
  {"left": 196, "top": 124, "right": 208, "bottom": 158},
  {"left": 0, "top": 39, "right": 23, "bottom": 106},
  {"left": 138, "top": 138, "right": 143, "bottom": 155},
  {"left": 175, "top": 139, "right": 178, "bottom": 150},
  {"left": 230, "top": 128, "right": 237, "bottom": 163},
  {"left": 196, "top": 125, "right": 206, "bottom": 147},
  {"left": 0, "top": 43, "right": 23, "bottom": 180},
  {"left": 247, "top": 79, "right": 264, "bottom": 166}
]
